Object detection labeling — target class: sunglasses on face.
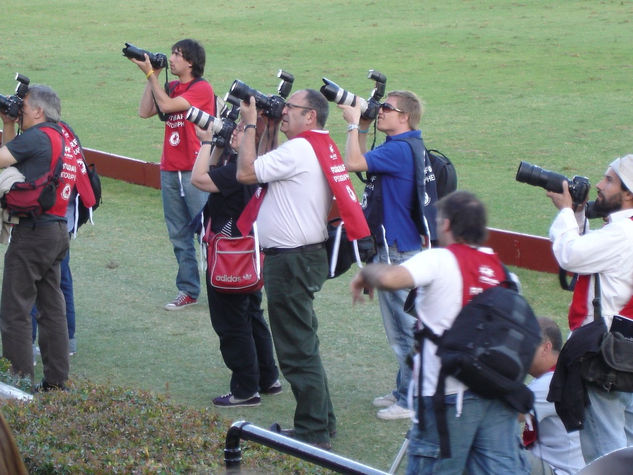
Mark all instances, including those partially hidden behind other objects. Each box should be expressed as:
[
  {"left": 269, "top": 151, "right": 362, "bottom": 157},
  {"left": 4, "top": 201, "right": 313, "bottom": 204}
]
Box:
[{"left": 379, "top": 102, "right": 404, "bottom": 113}]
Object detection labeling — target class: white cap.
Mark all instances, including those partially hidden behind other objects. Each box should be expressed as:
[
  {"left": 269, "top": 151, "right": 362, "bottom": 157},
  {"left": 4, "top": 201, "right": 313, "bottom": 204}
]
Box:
[{"left": 609, "top": 154, "right": 633, "bottom": 191}]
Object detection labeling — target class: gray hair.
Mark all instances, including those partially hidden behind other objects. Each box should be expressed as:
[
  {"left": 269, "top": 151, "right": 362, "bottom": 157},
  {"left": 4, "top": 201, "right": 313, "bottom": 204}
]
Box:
[{"left": 26, "top": 84, "right": 61, "bottom": 123}]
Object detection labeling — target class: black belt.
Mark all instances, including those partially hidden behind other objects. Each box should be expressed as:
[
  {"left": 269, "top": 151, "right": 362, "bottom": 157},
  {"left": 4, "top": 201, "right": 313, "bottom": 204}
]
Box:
[{"left": 263, "top": 242, "right": 325, "bottom": 255}]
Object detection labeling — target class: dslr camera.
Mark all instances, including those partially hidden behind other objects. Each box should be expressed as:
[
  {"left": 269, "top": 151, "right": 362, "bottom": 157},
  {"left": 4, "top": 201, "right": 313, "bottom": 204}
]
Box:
[
  {"left": 320, "top": 69, "right": 386, "bottom": 121},
  {"left": 122, "top": 42, "right": 168, "bottom": 69},
  {"left": 515, "top": 161, "right": 591, "bottom": 205},
  {"left": 229, "top": 69, "right": 295, "bottom": 119},
  {"left": 0, "top": 73, "right": 30, "bottom": 119},
  {"left": 186, "top": 94, "right": 241, "bottom": 148}
]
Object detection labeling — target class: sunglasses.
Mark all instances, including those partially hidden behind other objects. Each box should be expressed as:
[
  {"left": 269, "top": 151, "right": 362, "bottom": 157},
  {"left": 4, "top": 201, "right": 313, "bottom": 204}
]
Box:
[{"left": 380, "top": 102, "right": 405, "bottom": 113}]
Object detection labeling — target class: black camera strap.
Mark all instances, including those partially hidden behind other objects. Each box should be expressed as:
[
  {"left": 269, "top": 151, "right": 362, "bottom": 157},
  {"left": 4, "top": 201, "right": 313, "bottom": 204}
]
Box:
[
  {"left": 154, "top": 69, "right": 170, "bottom": 122},
  {"left": 593, "top": 273, "right": 602, "bottom": 322},
  {"left": 558, "top": 213, "right": 590, "bottom": 291},
  {"left": 354, "top": 120, "right": 378, "bottom": 184}
]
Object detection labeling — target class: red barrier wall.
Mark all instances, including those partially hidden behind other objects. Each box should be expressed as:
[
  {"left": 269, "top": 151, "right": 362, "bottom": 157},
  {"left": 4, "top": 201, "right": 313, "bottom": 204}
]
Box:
[{"left": 1, "top": 130, "right": 560, "bottom": 274}]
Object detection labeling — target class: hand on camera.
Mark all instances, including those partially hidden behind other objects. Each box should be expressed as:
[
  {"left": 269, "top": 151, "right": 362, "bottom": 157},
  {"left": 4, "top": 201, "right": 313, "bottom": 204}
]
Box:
[
  {"left": 546, "top": 181, "right": 574, "bottom": 210},
  {"left": 240, "top": 96, "right": 258, "bottom": 125},
  {"left": 338, "top": 102, "right": 362, "bottom": 126},
  {"left": 195, "top": 125, "right": 213, "bottom": 143},
  {"left": 130, "top": 54, "right": 157, "bottom": 77}
]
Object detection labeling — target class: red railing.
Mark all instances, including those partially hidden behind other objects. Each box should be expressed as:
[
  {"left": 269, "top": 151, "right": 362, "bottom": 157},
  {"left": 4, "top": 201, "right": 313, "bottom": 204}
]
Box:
[{"left": 1, "top": 129, "right": 559, "bottom": 274}]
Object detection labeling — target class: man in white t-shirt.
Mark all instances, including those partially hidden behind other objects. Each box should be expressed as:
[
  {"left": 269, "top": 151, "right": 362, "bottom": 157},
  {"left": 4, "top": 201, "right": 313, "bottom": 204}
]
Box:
[{"left": 350, "top": 191, "right": 528, "bottom": 474}]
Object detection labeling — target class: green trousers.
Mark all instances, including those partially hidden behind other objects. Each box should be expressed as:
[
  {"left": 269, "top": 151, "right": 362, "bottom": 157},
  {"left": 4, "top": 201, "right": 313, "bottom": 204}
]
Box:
[{"left": 263, "top": 247, "right": 336, "bottom": 444}]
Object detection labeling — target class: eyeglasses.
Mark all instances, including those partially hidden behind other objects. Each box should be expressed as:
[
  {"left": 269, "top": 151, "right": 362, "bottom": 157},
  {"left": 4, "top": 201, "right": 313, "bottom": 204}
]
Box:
[
  {"left": 285, "top": 102, "right": 313, "bottom": 111},
  {"left": 380, "top": 102, "right": 405, "bottom": 113}
]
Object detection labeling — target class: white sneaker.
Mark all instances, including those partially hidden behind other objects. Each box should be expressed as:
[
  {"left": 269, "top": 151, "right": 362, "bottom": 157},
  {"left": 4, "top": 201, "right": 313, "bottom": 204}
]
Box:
[
  {"left": 376, "top": 403, "right": 414, "bottom": 420},
  {"left": 372, "top": 393, "right": 397, "bottom": 408}
]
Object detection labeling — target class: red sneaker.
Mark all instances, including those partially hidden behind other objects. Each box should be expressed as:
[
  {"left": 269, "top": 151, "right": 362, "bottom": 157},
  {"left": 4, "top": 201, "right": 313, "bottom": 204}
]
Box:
[{"left": 164, "top": 292, "right": 197, "bottom": 311}]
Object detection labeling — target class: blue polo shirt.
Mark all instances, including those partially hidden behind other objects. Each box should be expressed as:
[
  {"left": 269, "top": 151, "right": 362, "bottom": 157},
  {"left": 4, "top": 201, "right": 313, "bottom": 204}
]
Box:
[{"left": 364, "top": 129, "right": 423, "bottom": 252}]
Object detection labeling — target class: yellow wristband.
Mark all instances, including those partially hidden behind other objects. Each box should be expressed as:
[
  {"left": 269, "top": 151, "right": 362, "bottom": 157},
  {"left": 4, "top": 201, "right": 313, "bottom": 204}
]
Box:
[{"left": 146, "top": 69, "right": 154, "bottom": 79}]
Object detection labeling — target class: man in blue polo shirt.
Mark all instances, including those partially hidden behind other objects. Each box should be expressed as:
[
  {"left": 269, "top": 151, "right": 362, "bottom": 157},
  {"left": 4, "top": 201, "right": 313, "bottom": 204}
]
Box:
[{"left": 340, "top": 90, "right": 434, "bottom": 420}]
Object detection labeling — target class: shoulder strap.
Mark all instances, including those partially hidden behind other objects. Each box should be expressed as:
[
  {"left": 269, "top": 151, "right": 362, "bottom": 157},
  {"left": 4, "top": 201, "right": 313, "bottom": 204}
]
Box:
[
  {"left": 156, "top": 77, "right": 207, "bottom": 122},
  {"left": 38, "top": 126, "right": 64, "bottom": 177},
  {"left": 391, "top": 136, "right": 432, "bottom": 239},
  {"left": 593, "top": 274, "right": 602, "bottom": 322}
]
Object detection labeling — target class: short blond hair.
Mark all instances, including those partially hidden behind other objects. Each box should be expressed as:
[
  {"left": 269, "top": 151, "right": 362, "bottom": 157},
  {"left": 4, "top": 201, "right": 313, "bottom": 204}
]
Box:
[{"left": 388, "top": 90, "right": 424, "bottom": 129}]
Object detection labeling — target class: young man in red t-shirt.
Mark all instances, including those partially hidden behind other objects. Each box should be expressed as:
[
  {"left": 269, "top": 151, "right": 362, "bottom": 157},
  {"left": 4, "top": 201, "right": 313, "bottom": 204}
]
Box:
[{"left": 131, "top": 39, "right": 214, "bottom": 310}]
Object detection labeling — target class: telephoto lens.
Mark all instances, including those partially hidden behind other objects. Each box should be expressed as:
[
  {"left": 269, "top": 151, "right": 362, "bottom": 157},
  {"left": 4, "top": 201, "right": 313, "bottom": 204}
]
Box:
[
  {"left": 186, "top": 107, "right": 223, "bottom": 133},
  {"left": 515, "top": 161, "right": 590, "bottom": 204}
]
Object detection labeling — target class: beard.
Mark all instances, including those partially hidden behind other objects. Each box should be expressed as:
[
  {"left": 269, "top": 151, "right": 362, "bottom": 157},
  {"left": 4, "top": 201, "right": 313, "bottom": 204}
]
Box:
[{"left": 593, "top": 191, "right": 623, "bottom": 216}]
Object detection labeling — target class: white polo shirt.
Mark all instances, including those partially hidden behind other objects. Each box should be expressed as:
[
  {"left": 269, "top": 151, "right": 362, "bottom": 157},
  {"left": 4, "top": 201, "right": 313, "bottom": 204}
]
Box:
[{"left": 254, "top": 136, "right": 331, "bottom": 249}]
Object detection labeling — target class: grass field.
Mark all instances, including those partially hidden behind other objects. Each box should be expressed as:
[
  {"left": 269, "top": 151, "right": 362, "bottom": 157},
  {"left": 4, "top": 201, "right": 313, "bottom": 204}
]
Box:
[{"left": 1, "top": 0, "right": 632, "bottom": 471}]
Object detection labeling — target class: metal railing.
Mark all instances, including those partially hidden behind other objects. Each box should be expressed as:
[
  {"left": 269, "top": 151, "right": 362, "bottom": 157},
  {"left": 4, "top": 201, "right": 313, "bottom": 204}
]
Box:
[{"left": 225, "top": 421, "right": 388, "bottom": 474}]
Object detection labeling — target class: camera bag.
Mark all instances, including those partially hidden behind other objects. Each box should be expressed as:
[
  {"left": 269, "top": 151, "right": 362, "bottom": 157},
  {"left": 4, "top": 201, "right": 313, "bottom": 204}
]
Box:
[
  {"left": 325, "top": 217, "right": 376, "bottom": 278},
  {"left": 416, "top": 252, "right": 540, "bottom": 458},
  {"left": 578, "top": 274, "right": 633, "bottom": 392},
  {"left": 2, "top": 126, "right": 64, "bottom": 219}
]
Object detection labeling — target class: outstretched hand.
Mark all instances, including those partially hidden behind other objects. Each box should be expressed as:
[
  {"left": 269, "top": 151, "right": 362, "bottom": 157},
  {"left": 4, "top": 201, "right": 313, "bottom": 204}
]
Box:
[{"left": 350, "top": 272, "right": 374, "bottom": 304}]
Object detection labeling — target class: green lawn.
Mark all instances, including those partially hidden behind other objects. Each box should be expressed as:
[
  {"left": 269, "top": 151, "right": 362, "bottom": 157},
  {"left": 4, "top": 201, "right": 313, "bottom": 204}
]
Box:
[{"left": 1, "top": 0, "right": 632, "bottom": 471}]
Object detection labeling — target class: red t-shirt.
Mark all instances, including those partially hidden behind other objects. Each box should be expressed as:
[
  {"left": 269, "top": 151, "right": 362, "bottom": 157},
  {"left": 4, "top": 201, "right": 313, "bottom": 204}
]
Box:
[{"left": 161, "top": 79, "right": 214, "bottom": 171}]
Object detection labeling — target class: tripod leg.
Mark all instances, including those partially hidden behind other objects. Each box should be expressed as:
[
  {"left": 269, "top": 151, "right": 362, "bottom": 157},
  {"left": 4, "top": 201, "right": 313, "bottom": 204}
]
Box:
[{"left": 389, "top": 432, "right": 410, "bottom": 474}]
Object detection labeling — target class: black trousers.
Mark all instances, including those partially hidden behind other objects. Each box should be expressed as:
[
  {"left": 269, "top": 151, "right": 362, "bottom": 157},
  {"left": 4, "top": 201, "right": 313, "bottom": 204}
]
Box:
[{"left": 206, "top": 278, "right": 278, "bottom": 399}]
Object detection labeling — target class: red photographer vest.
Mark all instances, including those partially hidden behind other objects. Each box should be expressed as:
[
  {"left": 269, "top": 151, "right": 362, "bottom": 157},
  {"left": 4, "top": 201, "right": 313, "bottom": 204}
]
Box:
[
  {"left": 4, "top": 125, "right": 79, "bottom": 219},
  {"left": 40, "top": 125, "right": 78, "bottom": 218}
]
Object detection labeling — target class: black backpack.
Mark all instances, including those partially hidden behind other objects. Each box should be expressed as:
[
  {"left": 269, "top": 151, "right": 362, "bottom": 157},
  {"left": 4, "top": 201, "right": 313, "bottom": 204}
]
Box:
[
  {"left": 417, "top": 270, "right": 540, "bottom": 458},
  {"left": 426, "top": 148, "right": 457, "bottom": 199}
]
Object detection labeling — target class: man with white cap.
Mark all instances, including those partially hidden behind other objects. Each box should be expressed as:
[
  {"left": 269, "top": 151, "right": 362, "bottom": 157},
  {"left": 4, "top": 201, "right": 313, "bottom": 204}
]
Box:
[{"left": 546, "top": 154, "right": 633, "bottom": 463}]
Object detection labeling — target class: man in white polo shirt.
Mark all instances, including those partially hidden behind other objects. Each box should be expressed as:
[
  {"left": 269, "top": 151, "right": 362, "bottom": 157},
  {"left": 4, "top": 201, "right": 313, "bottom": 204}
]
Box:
[{"left": 236, "top": 89, "right": 336, "bottom": 450}]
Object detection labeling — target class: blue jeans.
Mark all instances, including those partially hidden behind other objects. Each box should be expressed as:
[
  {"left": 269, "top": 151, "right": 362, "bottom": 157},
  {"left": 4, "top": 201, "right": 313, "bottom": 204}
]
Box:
[
  {"left": 161, "top": 170, "right": 208, "bottom": 299},
  {"left": 580, "top": 386, "right": 633, "bottom": 463},
  {"left": 406, "top": 393, "right": 528, "bottom": 475},
  {"left": 32, "top": 249, "right": 75, "bottom": 341},
  {"left": 376, "top": 245, "right": 419, "bottom": 407}
]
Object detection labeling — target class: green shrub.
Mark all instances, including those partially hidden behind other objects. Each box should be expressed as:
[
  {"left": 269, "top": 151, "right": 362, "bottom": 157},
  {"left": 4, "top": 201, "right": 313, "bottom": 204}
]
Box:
[
  {"left": 0, "top": 358, "right": 32, "bottom": 393},
  {"left": 0, "top": 373, "right": 327, "bottom": 473}
]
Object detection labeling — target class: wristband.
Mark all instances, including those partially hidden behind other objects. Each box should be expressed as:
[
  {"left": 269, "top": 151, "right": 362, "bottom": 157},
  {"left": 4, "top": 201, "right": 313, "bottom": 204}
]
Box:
[
  {"left": 146, "top": 69, "right": 154, "bottom": 79},
  {"left": 244, "top": 124, "right": 256, "bottom": 131},
  {"left": 201, "top": 141, "right": 213, "bottom": 146},
  {"left": 358, "top": 128, "right": 369, "bottom": 134},
  {"left": 347, "top": 123, "right": 359, "bottom": 132}
]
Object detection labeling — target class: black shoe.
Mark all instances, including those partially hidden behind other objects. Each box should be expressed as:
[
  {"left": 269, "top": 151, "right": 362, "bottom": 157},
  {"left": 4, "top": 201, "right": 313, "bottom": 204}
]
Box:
[
  {"left": 33, "top": 379, "right": 67, "bottom": 393},
  {"left": 261, "top": 380, "right": 283, "bottom": 396}
]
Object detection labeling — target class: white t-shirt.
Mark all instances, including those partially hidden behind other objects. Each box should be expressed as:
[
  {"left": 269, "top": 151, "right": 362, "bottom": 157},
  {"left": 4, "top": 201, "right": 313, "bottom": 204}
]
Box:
[
  {"left": 401, "top": 247, "right": 471, "bottom": 396},
  {"left": 529, "top": 371, "right": 585, "bottom": 474},
  {"left": 254, "top": 136, "right": 331, "bottom": 249}
]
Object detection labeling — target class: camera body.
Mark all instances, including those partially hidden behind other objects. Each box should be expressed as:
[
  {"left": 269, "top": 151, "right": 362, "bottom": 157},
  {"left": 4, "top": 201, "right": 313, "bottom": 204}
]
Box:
[
  {"left": 229, "top": 69, "right": 294, "bottom": 119},
  {"left": 122, "top": 42, "right": 168, "bottom": 69},
  {"left": 186, "top": 95, "right": 241, "bottom": 148},
  {"left": 320, "top": 69, "right": 387, "bottom": 121},
  {"left": 0, "top": 73, "right": 30, "bottom": 119},
  {"left": 515, "top": 161, "right": 591, "bottom": 205}
]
